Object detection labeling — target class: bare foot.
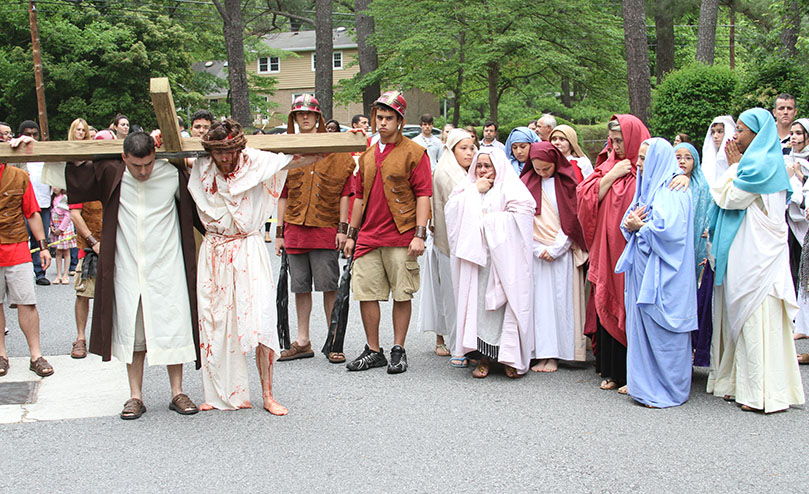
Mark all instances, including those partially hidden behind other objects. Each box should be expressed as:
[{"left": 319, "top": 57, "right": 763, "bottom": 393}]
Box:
[
  {"left": 618, "top": 385, "right": 628, "bottom": 395},
  {"left": 199, "top": 403, "right": 214, "bottom": 411},
  {"left": 794, "top": 333, "right": 808, "bottom": 340},
  {"left": 238, "top": 401, "right": 252, "bottom": 409},
  {"left": 531, "top": 359, "right": 548, "bottom": 372},
  {"left": 600, "top": 379, "right": 618, "bottom": 390},
  {"left": 740, "top": 405, "right": 763, "bottom": 413},
  {"left": 264, "top": 398, "right": 288, "bottom": 416},
  {"left": 539, "top": 359, "right": 558, "bottom": 373}
]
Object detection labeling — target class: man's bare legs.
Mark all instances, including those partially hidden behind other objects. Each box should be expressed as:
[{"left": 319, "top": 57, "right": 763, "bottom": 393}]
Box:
[
  {"left": 127, "top": 353, "right": 186, "bottom": 399},
  {"left": 392, "top": 300, "right": 410, "bottom": 348},
  {"left": 74, "top": 296, "right": 89, "bottom": 341},
  {"left": 256, "top": 344, "right": 287, "bottom": 416},
  {"left": 126, "top": 351, "right": 147, "bottom": 400},
  {"left": 358, "top": 300, "right": 410, "bottom": 351},
  {"left": 293, "top": 290, "right": 337, "bottom": 347},
  {"left": 359, "top": 301, "right": 381, "bottom": 351},
  {"left": 0, "top": 305, "right": 44, "bottom": 361}
]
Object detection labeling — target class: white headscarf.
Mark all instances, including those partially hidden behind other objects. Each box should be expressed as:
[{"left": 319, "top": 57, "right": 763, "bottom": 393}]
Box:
[
  {"left": 701, "top": 115, "right": 736, "bottom": 187},
  {"left": 431, "top": 129, "right": 477, "bottom": 256}
]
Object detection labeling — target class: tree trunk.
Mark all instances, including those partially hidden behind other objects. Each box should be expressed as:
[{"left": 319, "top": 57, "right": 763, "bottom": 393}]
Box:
[
  {"left": 779, "top": 0, "right": 800, "bottom": 57},
  {"left": 452, "top": 31, "right": 465, "bottom": 127},
  {"left": 561, "top": 77, "right": 572, "bottom": 108},
  {"left": 729, "top": 1, "right": 736, "bottom": 69},
  {"left": 696, "top": 0, "right": 719, "bottom": 64},
  {"left": 622, "top": 0, "right": 652, "bottom": 125},
  {"left": 655, "top": 0, "right": 675, "bottom": 84},
  {"left": 487, "top": 61, "right": 499, "bottom": 124},
  {"left": 315, "top": 0, "right": 333, "bottom": 120},
  {"left": 215, "top": 0, "right": 251, "bottom": 126},
  {"left": 354, "top": 0, "right": 380, "bottom": 115}
]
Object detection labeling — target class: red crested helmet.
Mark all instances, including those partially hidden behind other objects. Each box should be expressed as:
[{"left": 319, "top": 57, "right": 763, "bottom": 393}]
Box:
[
  {"left": 290, "top": 94, "right": 322, "bottom": 114},
  {"left": 288, "top": 94, "right": 326, "bottom": 133},
  {"left": 375, "top": 91, "right": 407, "bottom": 118}
]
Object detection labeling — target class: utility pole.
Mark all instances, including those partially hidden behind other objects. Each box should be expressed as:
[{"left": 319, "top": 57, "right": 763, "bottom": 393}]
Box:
[{"left": 29, "top": 0, "right": 49, "bottom": 140}]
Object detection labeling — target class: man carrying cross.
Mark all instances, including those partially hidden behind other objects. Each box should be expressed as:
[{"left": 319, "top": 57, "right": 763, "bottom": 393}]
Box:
[
  {"left": 187, "top": 118, "right": 322, "bottom": 415},
  {"left": 62, "top": 131, "right": 201, "bottom": 420}
]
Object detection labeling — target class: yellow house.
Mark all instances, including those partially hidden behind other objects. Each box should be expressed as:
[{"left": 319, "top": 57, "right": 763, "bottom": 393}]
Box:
[{"left": 193, "top": 29, "right": 440, "bottom": 128}]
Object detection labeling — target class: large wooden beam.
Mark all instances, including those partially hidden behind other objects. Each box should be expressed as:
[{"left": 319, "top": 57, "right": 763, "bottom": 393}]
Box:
[{"left": 0, "top": 132, "right": 368, "bottom": 163}]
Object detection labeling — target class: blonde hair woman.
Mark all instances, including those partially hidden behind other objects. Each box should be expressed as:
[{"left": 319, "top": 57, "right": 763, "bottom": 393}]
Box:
[{"left": 68, "top": 118, "right": 91, "bottom": 142}]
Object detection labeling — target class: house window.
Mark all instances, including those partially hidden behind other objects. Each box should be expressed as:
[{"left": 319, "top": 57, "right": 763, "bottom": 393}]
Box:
[
  {"left": 258, "top": 56, "right": 280, "bottom": 74},
  {"left": 311, "top": 52, "right": 344, "bottom": 71}
]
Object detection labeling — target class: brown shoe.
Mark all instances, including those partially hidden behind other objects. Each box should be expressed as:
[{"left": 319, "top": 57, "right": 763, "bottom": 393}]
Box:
[
  {"left": 29, "top": 356, "right": 54, "bottom": 377},
  {"left": 0, "top": 356, "right": 8, "bottom": 377},
  {"left": 71, "top": 339, "right": 87, "bottom": 359},
  {"left": 169, "top": 393, "right": 199, "bottom": 415},
  {"left": 120, "top": 398, "right": 146, "bottom": 420},
  {"left": 278, "top": 341, "right": 314, "bottom": 361}
]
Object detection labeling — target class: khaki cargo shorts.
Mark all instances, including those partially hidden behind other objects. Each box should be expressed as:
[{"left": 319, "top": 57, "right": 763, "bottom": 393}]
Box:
[
  {"left": 352, "top": 247, "right": 420, "bottom": 302},
  {"left": 73, "top": 258, "right": 96, "bottom": 298}
]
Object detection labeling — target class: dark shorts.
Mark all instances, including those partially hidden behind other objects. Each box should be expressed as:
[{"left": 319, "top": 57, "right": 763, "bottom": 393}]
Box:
[{"left": 288, "top": 249, "right": 340, "bottom": 293}]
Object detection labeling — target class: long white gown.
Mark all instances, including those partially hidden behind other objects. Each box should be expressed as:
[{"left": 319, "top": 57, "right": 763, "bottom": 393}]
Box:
[
  {"left": 707, "top": 165, "right": 805, "bottom": 412},
  {"left": 188, "top": 148, "right": 290, "bottom": 410},
  {"left": 112, "top": 160, "right": 196, "bottom": 365},
  {"left": 530, "top": 178, "right": 587, "bottom": 362}
]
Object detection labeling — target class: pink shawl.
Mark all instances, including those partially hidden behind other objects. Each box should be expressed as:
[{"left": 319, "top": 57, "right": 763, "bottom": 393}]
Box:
[{"left": 444, "top": 148, "right": 536, "bottom": 373}]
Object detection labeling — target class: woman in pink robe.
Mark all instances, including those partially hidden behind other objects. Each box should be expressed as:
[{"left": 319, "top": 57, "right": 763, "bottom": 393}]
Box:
[{"left": 445, "top": 148, "right": 536, "bottom": 378}]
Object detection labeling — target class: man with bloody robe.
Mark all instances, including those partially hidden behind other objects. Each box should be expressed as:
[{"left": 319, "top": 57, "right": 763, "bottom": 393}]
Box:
[{"left": 64, "top": 132, "right": 201, "bottom": 420}]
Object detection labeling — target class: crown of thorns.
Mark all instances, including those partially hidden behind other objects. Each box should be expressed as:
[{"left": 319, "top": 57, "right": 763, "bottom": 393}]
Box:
[{"left": 201, "top": 129, "right": 247, "bottom": 152}]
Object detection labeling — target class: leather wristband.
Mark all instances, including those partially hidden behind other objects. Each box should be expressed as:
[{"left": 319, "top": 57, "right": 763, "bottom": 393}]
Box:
[
  {"left": 38, "top": 239, "right": 48, "bottom": 251},
  {"left": 414, "top": 225, "right": 427, "bottom": 240},
  {"left": 276, "top": 225, "right": 284, "bottom": 238},
  {"left": 337, "top": 222, "right": 349, "bottom": 234},
  {"left": 86, "top": 234, "right": 99, "bottom": 247},
  {"left": 346, "top": 226, "right": 359, "bottom": 240}
]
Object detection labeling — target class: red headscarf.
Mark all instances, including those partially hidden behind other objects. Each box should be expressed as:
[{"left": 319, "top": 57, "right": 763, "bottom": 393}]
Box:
[
  {"left": 575, "top": 114, "right": 650, "bottom": 346},
  {"left": 521, "top": 142, "right": 585, "bottom": 250}
]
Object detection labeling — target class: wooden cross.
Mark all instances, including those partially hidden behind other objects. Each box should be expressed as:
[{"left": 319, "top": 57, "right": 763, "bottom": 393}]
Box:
[{"left": 0, "top": 77, "right": 367, "bottom": 163}]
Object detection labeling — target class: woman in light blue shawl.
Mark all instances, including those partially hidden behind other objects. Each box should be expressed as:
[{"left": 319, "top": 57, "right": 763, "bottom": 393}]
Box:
[
  {"left": 706, "top": 108, "right": 803, "bottom": 413},
  {"left": 674, "top": 142, "right": 713, "bottom": 367},
  {"left": 615, "top": 138, "right": 697, "bottom": 408},
  {"left": 505, "top": 127, "right": 539, "bottom": 175}
]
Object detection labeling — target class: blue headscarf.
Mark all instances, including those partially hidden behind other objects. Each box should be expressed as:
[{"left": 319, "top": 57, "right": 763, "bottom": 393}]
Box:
[
  {"left": 674, "top": 142, "right": 711, "bottom": 281},
  {"left": 505, "top": 127, "right": 539, "bottom": 175},
  {"left": 615, "top": 138, "right": 696, "bottom": 333},
  {"left": 708, "top": 108, "right": 792, "bottom": 285}
]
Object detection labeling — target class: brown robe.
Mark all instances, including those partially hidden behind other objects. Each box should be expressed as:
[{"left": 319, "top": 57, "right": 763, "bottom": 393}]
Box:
[{"left": 65, "top": 159, "right": 201, "bottom": 368}]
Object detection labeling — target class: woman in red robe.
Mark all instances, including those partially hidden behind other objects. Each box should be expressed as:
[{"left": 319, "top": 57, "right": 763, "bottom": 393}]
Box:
[{"left": 576, "top": 115, "right": 650, "bottom": 391}]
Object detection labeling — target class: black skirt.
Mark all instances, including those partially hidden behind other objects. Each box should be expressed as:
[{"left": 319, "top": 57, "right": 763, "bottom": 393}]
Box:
[{"left": 594, "top": 318, "right": 627, "bottom": 386}]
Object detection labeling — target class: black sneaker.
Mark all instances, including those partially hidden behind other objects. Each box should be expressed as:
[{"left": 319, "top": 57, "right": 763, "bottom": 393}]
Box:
[
  {"left": 387, "top": 345, "right": 408, "bottom": 374},
  {"left": 35, "top": 277, "right": 50, "bottom": 286},
  {"left": 346, "top": 345, "right": 387, "bottom": 371}
]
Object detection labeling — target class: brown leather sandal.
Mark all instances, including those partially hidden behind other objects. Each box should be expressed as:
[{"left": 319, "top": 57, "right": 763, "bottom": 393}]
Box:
[
  {"left": 169, "top": 393, "right": 199, "bottom": 415},
  {"left": 121, "top": 398, "right": 146, "bottom": 420},
  {"left": 327, "top": 352, "right": 346, "bottom": 363},
  {"left": 278, "top": 341, "right": 314, "bottom": 361},
  {"left": 29, "top": 356, "right": 54, "bottom": 377},
  {"left": 0, "top": 356, "right": 8, "bottom": 377},
  {"left": 472, "top": 361, "right": 490, "bottom": 378},
  {"left": 71, "top": 339, "right": 87, "bottom": 359}
]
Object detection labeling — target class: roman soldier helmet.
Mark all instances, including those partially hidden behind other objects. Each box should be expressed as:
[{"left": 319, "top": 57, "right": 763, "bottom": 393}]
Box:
[
  {"left": 287, "top": 94, "right": 326, "bottom": 133},
  {"left": 371, "top": 90, "right": 407, "bottom": 134}
]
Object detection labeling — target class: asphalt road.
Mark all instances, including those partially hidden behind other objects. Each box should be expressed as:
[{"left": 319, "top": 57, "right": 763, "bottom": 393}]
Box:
[{"left": 4, "top": 249, "right": 809, "bottom": 492}]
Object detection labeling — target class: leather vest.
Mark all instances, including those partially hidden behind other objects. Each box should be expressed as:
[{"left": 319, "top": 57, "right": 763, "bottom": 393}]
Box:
[
  {"left": 284, "top": 153, "right": 355, "bottom": 228},
  {"left": 76, "top": 201, "right": 103, "bottom": 250},
  {"left": 358, "top": 137, "right": 425, "bottom": 233},
  {"left": 0, "top": 165, "right": 32, "bottom": 244}
]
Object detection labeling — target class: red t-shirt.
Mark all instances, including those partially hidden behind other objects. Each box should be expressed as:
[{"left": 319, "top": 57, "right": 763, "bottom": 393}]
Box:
[
  {"left": 353, "top": 142, "right": 432, "bottom": 258},
  {"left": 0, "top": 164, "right": 41, "bottom": 267},
  {"left": 280, "top": 176, "right": 353, "bottom": 254}
]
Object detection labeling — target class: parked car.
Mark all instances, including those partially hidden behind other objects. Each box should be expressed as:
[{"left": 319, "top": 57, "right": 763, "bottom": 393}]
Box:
[{"left": 401, "top": 124, "right": 442, "bottom": 139}]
